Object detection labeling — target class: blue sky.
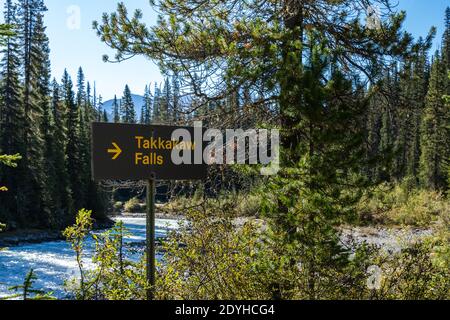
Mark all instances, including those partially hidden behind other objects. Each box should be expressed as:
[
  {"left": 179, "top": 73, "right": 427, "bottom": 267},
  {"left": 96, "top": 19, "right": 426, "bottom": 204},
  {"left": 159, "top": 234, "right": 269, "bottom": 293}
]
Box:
[{"left": 0, "top": 0, "right": 449, "bottom": 100}]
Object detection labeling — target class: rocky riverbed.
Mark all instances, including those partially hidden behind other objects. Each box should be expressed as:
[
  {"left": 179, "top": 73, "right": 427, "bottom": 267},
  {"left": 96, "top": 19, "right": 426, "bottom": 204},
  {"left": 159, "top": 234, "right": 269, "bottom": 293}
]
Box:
[{"left": 340, "top": 225, "right": 433, "bottom": 253}]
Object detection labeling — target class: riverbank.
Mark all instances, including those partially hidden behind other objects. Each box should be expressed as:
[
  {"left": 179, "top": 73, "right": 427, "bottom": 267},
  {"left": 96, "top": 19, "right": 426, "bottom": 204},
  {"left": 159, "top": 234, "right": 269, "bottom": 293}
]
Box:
[
  {"left": 0, "top": 217, "right": 169, "bottom": 299},
  {"left": 0, "top": 219, "right": 114, "bottom": 247},
  {"left": 0, "top": 213, "right": 182, "bottom": 247},
  {"left": 112, "top": 212, "right": 184, "bottom": 220}
]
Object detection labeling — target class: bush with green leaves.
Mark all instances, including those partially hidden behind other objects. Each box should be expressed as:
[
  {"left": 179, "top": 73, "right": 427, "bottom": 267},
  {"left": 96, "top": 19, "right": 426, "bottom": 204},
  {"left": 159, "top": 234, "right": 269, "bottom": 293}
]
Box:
[
  {"left": 157, "top": 202, "right": 269, "bottom": 299},
  {"left": 158, "top": 195, "right": 450, "bottom": 300},
  {"left": 63, "top": 202, "right": 449, "bottom": 300},
  {"left": 123, "top": 197, "right": 143, "bottom": 213},
  {"left": 163, "top": 191, "right": 262, "bottom": 218},
  {"left": 64, "top": 209, "right": 148, "bottom": 300},
  {"left": 356, "top": 183, "right": 449, "bottom": 226},
  {"left": 113, "top": 201, "right": 124, "bottom": 213},
  {"left": 1, "top": 269, "right": 55, "bottom": 300},
  {"left": 0, "top": 153, "right": 21, "bottom": 231}
]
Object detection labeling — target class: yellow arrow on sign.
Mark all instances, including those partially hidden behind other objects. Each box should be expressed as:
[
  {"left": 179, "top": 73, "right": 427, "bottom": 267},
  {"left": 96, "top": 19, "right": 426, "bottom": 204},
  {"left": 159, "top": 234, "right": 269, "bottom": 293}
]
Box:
[{"left": 107, "top": 142, "right": 122, "bottom": 160}]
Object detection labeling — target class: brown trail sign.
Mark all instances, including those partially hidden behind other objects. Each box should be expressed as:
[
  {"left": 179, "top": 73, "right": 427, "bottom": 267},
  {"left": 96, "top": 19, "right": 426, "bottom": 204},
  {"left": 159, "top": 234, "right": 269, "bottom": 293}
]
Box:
[
  {"left": 91, "top": 122, "right": 207, "bottom": 181},
  {"left": 91, "top": 122, "right": 207, "bottom": 300}
]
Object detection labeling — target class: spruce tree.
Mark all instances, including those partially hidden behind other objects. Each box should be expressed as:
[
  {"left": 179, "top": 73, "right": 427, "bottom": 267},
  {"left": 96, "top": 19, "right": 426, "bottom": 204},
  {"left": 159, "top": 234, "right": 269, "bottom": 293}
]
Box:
[
  {"left": 76, "top": 67, "right": 86, "bottom": 107},
  {"left": 172, "top": 74, "right": 180, "bottom": 123},
  {"left": 113, "top": 94, "right": 120, "bottom": 123},
  {"left": 97, "top": 95, "right": 103, "bottom": 121},
  {"left": 143, "top": 84, "right": 152, "bottom": 124},
  {"left": 160, "top": 78, "right": 171, "bottom": 123},
  {"left": 62, "top": 69, "right": 83, "bottom": 214},
  {"left": 419, "top": 54, "right": 447, "bottom": 189},
  {"left": 139, "top": 104, "right": 145, "bottom": 124},
  {"left": 35, "top": 11, "right": 54, "bottom": 226},
  {"left": 0, "top": 0, "right": 26, "bottom": 224},
  {"left": 121, "top": 84, "right": 135, "bottom": 123},
  {"left": 17, "top": 0, "right": 49, "bottom": 226},
  {"left": 152, "top": 83, "right": 161, "bottom": 123},
  {"left": 102, "top": 109, "right": 108, "bottom": 122},
  {"left": 50, "top": 78, "right": 73, "bottom": 225},
  {"left": 403, "top": 40, "right": 432, "bottom": 182}
]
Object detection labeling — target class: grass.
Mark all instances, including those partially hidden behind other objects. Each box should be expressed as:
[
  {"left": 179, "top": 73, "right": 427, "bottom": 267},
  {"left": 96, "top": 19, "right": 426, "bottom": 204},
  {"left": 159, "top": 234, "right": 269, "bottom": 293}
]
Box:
[
  {"left": 357, "top": 183, "right": 450, "bottom": 227},
  {"left": 162, "top": 191, "right": 263, "bottom": 217}
]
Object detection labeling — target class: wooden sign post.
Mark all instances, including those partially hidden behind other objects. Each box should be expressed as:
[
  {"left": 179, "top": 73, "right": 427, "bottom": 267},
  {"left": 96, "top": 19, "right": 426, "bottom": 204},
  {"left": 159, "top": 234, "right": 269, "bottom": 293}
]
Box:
[{"left": 91, "top": 122, "right": 207, "bottom": 300}]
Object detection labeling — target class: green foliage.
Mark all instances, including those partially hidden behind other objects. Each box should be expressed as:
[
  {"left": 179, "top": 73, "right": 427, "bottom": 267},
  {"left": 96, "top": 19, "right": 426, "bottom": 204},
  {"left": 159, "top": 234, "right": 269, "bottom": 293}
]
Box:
[
  {"left": 0, "top": 23, "right": 14, "bottom": 45},
  {"left": 121, "top": 84, "right": 136, "bottom": 123},
  {"left": 0, "top": 1, "right": 107, "bottom": 229},
  {"left": 123, "top": 197, "right": 143, "bottom": 213},
  {"left": 0, "top": 153, "right": 21, "bottom": 229},
  {"left": 419, "top": 54, "right": 449, "bottom": 190},
  {"left": 89, "top": 222, "right": 148, "bottom": 300},
  {"left": 426, "top": 208, "right": 450, "bottom": 271},
  {"left": 0, "top": 153, "right": 21, "bottom": 167},
  {"left": 158, "top": 203, "right": 269, "bottom": 299},
  {"left": 159, "top": 197, "right": 450, "bottom": 300},
  {"left": 113, "top": 201, "right": 124, "bottom": 213},
  {"left": 164, "top": 191, "right": 262, "bottom": 217},
  {"left": 64, "top": 210, "right": 148, "bottom": 300},
  {"left": 63, "top": 209, "right": 93, "bottom": 300},
  {"left": 389, "top": 190, "right": 449, "bottom": 227},
  {"left": 0, "top": 153, "right": 21, "bottom": 192},
  {"left": 357, "top": 183, "right": 450, "bottom": 226},
  {"left": 365, "top": 242, "right": 450, "bottom": 299},
  {"left": 59, "top": 200, "right": 450, "bottom": 300},
  {"left": 2, "top": 269, "right": 55, "bottom": 300}
]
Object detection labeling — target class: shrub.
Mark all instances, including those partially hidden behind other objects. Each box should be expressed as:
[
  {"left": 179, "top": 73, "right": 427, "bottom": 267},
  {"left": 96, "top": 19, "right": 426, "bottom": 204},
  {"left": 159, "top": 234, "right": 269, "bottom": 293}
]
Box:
[
  {"left": 389, "top": 190, "right": 449, "bottom": 226},
  {"left": 157, "top": 202, "right": 269, "bottom": 299},
  {"left": 123, "top": 197, "right": 142, "bottom": 213},
  {"left": 5, "top": 269, "right": 55, "bottom": 300},
  {"left": 158, "top": 199, "right": 450, "bottom": 300},
  {"left": 113, "top": 201, "right": 124, "bottom": 213},
  {"left": 64, "top": 209, "right": 148, "bottom": 300},
  {"left": 357, "top": 183, "right": 449, "bottom": 226},
  {"left": 163, "top": 192, "right": 263, "bottom": 217},
  {"left": 63, "top": 203, "right": 450, "bottom": 300}
]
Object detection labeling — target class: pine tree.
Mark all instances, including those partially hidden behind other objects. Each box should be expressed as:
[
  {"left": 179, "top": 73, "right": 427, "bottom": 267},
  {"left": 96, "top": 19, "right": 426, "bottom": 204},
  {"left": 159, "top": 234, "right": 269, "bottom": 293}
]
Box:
[
  {"left": 97, "top": 95, "right": 103, "bottom": 122},
  {"left": 152, "top": 83, "right": 161, "bottom": 123},
  {"left": 34, "top": 10, "right": 55, "bottom": 226},
  {"left": 62, "top": 69, "right": 83, "bottom": 213},
  {"left": 443, "top": 7, "right": 450, "bottom": 70},
  {"left": 403, "top": 39, "right": 432, "bottom": 182},
  {"left": 50, "top": 78, "right": 73, "bottom": 225},
  {"left": 102, "top": 109, "right": 108, "bottom": 122},
  {"left": 113, "top": 94, "right": 120, "bottom": 123},
  {"left": 16, "top": 0, "right": 49, "bottom": 226},
  {"left": 121, "top": 84, "right": 135, "bottom": 123},
  {"left": 142, "top": 84, "right": 152, "bottom": 124},
  {"left": 419, "top": 54, "right": 448, "bottom": 189},
  {"left": 139, "top": 104, "right": 145, "bottom": 124},
  {"left": 160, "top": 77, "right": 171, "bottom": 123},
  {"left": 76, "top": 67, "right": 86, "bottom": 107},
  {"left": 0, "top": 0, "right": 26, "bottom": 224},
  {"left": 172, "top": 74, "right": 180, "bottom": 123}
]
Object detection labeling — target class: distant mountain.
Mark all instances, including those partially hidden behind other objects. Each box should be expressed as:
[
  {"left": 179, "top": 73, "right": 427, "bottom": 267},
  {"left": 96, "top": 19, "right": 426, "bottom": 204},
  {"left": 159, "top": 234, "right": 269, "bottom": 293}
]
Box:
[{"left": 101, "top": 94, "right": 145, "bottom": 121}]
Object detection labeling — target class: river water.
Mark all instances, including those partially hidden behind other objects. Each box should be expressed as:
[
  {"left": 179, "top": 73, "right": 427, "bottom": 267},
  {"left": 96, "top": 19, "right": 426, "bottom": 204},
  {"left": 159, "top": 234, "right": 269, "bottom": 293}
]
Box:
[
  {"left": 0, "top": 217, "right": 178, "bottom": 299},
  {"left": 0, "top": 217, "right": 431, "bottom": 299}
]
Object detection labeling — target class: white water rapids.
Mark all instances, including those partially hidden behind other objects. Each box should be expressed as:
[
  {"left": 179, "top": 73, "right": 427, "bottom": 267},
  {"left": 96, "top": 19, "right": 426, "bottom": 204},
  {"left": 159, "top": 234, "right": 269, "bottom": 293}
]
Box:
[{"left": 0, "top": 217, "right": 178, "bottom": 299}]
